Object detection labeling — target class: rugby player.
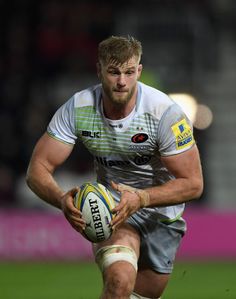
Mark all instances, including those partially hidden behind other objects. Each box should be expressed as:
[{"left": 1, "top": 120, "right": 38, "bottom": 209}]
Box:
[{"left": 26, "top": 35, "right": 203, "bottom": 298}]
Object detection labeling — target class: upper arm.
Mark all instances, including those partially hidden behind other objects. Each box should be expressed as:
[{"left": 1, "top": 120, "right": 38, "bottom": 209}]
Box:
[
  {"left": 161, "top": 145, "right": 203, "bottom": 184},
  {"left": 158, "top": 104, "right": 195, "bottom": 156},
  {"left": 29, "top": 132, "right": 74, "bottom": 173}
]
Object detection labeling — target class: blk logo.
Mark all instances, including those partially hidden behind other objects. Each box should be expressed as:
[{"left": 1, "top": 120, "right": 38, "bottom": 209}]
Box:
[{"left": 82, "top": 130, "right": 100, "bottom": 138}]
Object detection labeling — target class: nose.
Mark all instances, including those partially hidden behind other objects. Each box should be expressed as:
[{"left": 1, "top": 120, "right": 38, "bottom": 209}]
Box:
[{"left": 117, "top": 74, "right": 126, "bottom": 87}]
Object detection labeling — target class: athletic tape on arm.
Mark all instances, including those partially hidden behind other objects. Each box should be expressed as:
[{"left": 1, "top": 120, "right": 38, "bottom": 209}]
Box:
[
  {"left": 95, "top": 245, "right": 138, "bottom": 272},
  {"left": 116, "top": 183, "right": 150, "bottom": 208}
]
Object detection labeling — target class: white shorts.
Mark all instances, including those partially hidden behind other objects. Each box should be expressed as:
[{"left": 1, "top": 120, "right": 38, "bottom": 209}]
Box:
[{"left": 126, "top": 210, "right": 186, "bottom": 274}]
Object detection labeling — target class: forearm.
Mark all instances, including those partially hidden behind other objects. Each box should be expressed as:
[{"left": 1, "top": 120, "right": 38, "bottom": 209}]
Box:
[
  {"left": 26, "top": 161, "right": 64, "bottom": 209},
  {"left": 146, "top": 177, "right": 203, "bottom": 207}
]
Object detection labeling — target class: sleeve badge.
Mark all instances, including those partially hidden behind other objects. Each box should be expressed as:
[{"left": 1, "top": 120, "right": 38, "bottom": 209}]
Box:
[{"left": 171, "top": 119, "right": 195, "bottom": 150}]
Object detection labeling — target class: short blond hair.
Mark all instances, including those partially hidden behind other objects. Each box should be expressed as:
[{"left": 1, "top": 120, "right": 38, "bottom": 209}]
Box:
[{"left": 98, "top": 35, "right": 142, "bottom": 66}]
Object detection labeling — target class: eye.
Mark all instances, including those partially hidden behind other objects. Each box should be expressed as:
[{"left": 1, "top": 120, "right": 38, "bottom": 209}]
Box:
[
  {"left": 108, "top": 70, "right": 120, "bottom": 75},
  {"left": 126, "top": 70, "right": 135, "bottom": 75}
]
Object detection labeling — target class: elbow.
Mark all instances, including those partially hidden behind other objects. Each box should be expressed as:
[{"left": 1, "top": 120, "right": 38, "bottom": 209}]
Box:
[
  {"left": 191, "top": 178, "right": 204, "bottom": 200},
  {"left": 25, "top": 169, "right": 34, "bottom": 191},
  {"left": 25, "top": 174, "right": 31, "bottom": 190},
  {"left": 25, "top": 175, "right": 30, "bottom": 188}
]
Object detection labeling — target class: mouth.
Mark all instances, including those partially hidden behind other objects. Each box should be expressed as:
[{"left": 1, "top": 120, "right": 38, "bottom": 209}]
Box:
[{"left": 113, "top": 89, "right": 128, "bottom": 93}]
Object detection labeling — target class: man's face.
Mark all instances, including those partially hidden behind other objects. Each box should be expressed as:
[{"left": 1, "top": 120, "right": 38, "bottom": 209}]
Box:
[{"left": 98, "top": 56, "right": 142, "bottom": 106}]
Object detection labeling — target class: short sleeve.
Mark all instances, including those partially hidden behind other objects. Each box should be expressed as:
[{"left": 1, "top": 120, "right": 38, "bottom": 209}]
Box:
[
  {"left": 157, "top": 103, "right": 195, "bottom": 156},
  {"left": 47, "top": 96, "right": 77, "bottom": 144}
]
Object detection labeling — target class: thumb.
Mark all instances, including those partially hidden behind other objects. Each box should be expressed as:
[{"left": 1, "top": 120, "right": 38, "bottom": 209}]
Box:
[
  {"left": 111, "top": 180, "right": 119, "bottom": 191},
  {"left": 69, "top": 187, "right": 80, "bottom": 197}
]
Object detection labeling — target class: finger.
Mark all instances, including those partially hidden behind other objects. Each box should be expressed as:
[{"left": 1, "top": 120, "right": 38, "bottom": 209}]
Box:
[
  {"left": 110, "top": 205, "right": 128, "bottom": 226},
  {"left": 63, "top": 206, "right": 83, "bottom": 223},
  {"left": 65, "top": 214, "right": 86, "bottom": 229},
  {"left": 111, "top": 200, "right": 126, "bottom": 213},
  {"left": 66, "top": 195, "right": 82, "bottom": 215},
  {"left": 111, "top": 212, "right": 127, "bottom": 229},
  {"left": 69, "top": 187, "right": 80, "bottom": 197},
  {"left": 111, "top": 180, "right": 119, "bottom": 191},
  {"left": 71, "top": 204, "right": 83, "bottom": 215},
  {"left": 69, "top": 214, "right": 86, "bottom": 224},
  {"left": 70, "top": 221, "right": 85, "bottom": 233}
]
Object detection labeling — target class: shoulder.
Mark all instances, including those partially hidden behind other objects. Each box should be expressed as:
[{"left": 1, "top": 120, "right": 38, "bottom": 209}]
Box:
[
  {"left": 137, "top": 82, "right": 174, "bottom": 118},
  {"left": 73, "top": 84, "right": 101, "bottom": 108}
]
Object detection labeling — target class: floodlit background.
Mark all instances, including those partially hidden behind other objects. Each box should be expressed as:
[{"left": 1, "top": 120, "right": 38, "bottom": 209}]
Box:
[
  {"left": 1, "top": 0, "right": 236, "bottom": 210},
  {"left": 0, "top": 1, "right": 236, "bottom": 298}
]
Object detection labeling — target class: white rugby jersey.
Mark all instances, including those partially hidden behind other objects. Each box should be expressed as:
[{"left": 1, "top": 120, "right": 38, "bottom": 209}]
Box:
[{"left": 47, "top": 82, "right": 195, "bottom": 221}]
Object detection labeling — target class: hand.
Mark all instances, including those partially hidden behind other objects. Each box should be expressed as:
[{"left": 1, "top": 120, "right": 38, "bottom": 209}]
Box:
[
  {"left": 110, "top": 181, "right": 142, "bottom": 229},
  {"left": 60, "top": 187, "right": 86, "bottom": 233}
]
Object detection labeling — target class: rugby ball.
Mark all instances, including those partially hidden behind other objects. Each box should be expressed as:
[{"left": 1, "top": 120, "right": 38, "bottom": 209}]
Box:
[{"left": 74, "top": 182, "right": 116, "bottom": 243}]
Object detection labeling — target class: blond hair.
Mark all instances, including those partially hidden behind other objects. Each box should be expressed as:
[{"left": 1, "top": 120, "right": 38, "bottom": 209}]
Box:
[{"left": 98, "top": 35, "right": 142, "bottom": 66}]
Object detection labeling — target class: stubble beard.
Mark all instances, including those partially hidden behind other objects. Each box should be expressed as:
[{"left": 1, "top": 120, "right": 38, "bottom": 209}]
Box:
[{"left": 102, "top": 82, "right": 136, "bottom": 107}]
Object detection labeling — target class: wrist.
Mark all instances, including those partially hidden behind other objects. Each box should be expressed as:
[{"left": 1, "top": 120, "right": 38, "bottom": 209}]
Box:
[
  {"left": 115, "top": 183, "right": 150, "bottom": 208},
  {"left": 56, "top": 191, "right": 66, "bottom": 210},
  {"left": 134, "top": 189, "right": 150, "bottom": 208}
]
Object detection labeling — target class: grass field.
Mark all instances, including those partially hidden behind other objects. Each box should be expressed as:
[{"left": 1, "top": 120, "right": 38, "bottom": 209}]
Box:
[{"left": 0, "top": 260, "right": 236, "bottom": 299}]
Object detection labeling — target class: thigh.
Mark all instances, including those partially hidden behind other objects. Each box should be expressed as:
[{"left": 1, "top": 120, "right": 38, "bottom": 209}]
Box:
[
  {"left": 93, "top": 223, "right": 141, "bottom": 294},
  {"left": 128, "top": 214, "right": 186, "bottom": 274},
  {"left": 93, "top": 223, "right": 141, "bottom": 259},
  {"left": 128, "top": 215, "right": 186, "bottom": 297}
]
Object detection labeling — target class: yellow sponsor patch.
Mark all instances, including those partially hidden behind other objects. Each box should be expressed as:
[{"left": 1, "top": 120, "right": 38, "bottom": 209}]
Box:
[{"left": 171, "top": 119, "right": 194, "bottom": 150}]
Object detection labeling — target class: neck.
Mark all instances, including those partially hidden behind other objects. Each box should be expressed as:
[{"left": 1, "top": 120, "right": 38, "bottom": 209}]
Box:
[
  {"left": 103, "top": 100, "right": 136, "bottom": 120},
  {"left": 102, "top": 89, "right": 138, "bottom": 120}
]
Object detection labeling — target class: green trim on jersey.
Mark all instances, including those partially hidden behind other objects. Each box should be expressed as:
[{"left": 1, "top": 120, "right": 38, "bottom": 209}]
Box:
[
  {"left": 74, "top": 106, "right": 159, "bottom": 157},
  {"left": 159, "top": 212, "right": 184, "bottom": 224},
  {"left": 47, "top": 131, "right": 74, "bottom": 146}
]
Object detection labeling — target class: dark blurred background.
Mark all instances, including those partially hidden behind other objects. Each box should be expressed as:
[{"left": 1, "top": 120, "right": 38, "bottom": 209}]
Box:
[{"left": 0, "top": 0, "right": 236, "bottom": 211}]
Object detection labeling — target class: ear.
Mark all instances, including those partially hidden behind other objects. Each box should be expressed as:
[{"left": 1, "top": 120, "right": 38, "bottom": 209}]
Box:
[
  {"left": 137, "top": 64, "right": 143, "bottom": 79},
  {"left": 96, "top": 62, "right": 101, "bottom": 79}
]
